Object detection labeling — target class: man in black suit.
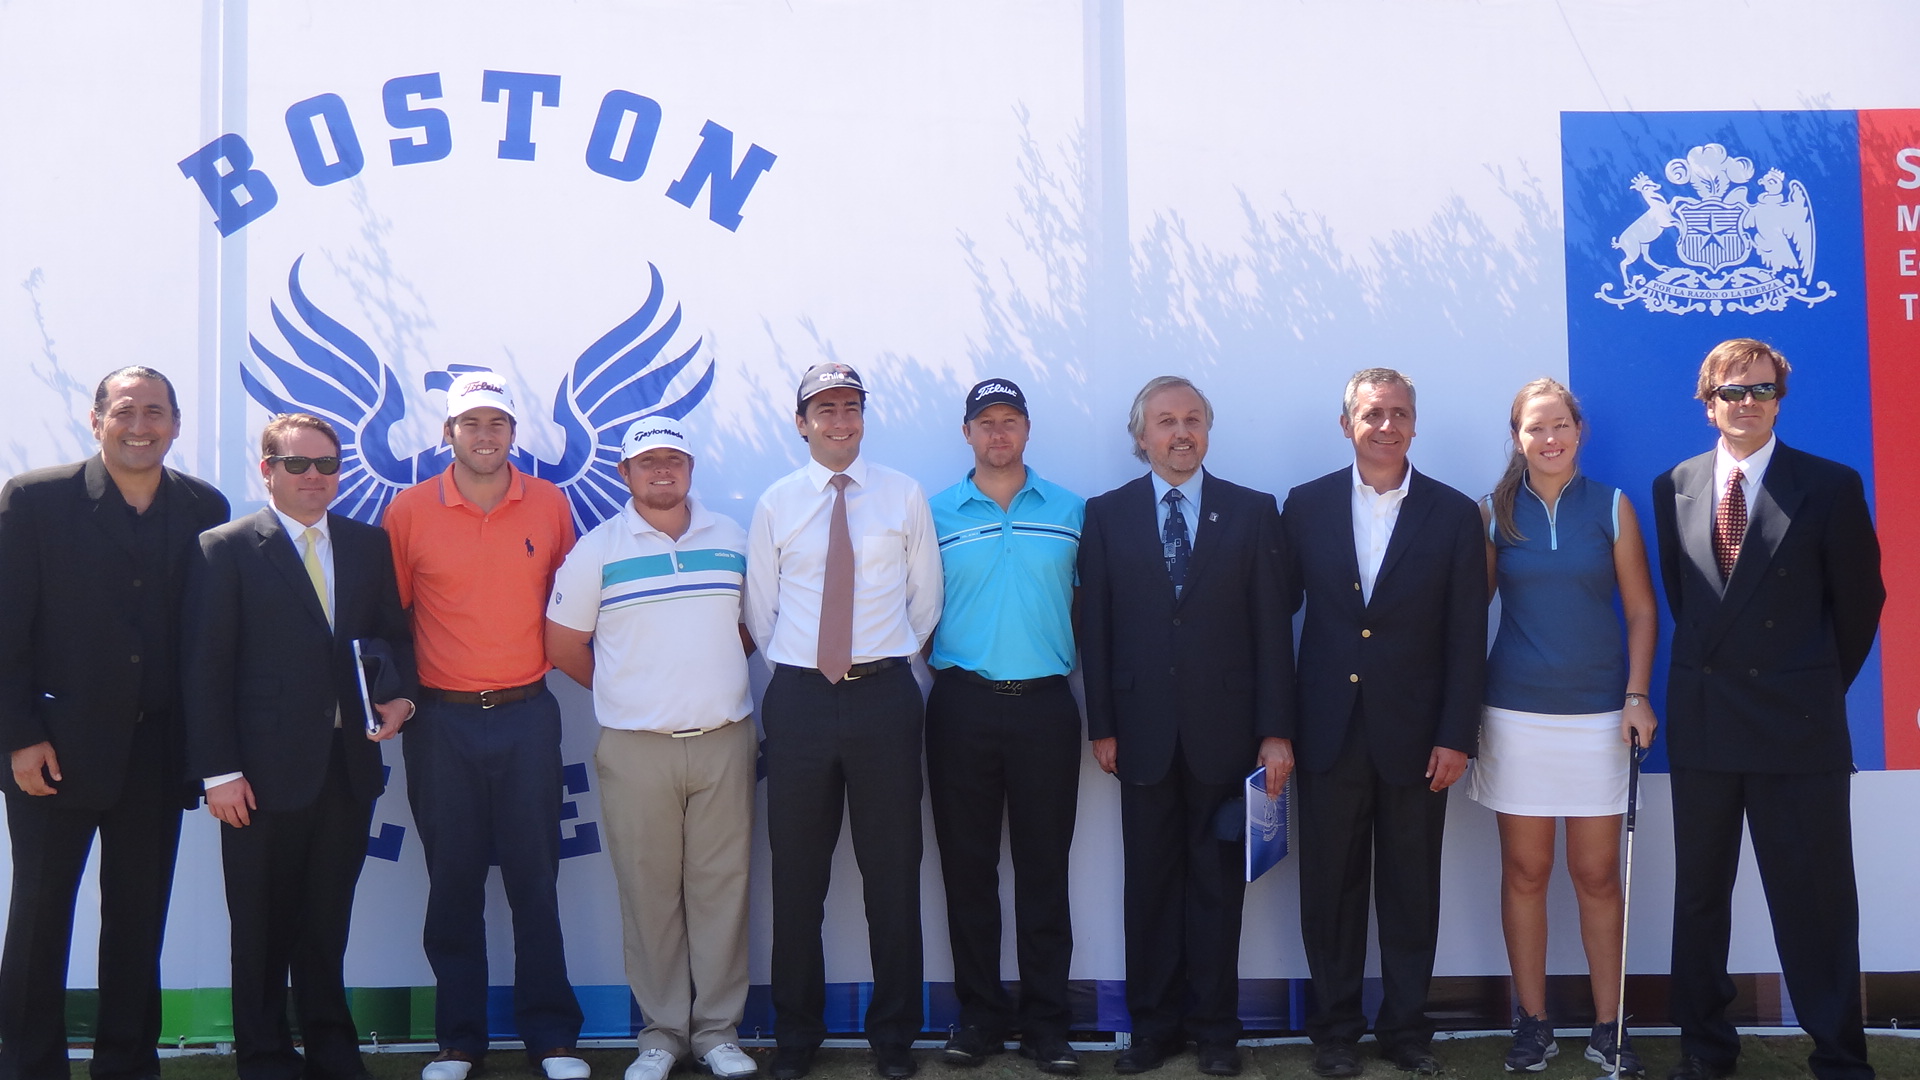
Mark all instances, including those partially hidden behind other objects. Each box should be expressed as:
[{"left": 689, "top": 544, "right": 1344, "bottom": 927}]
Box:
[
  {"left": 1652, "top": 339, "right": 1883, "bottom": 1080},
  {"left": 1281, "top": 368, "right": 1484, "bottom": 1078},
  {"left": 1078, "top": 375, "right": 1293, "bottom": 1078},
  {"left": 0, "top": 367, "right": 230, "bottom": 1080},
  {"left": 182, "top": 413, "right": 416, "bottom": 1080}
]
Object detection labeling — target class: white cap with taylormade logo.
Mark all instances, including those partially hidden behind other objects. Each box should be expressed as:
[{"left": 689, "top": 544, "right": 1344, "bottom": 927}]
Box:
[
  {"left": 444, "top": 371, "right": 518, "bottom": 420},
  {"left": 619, "top": 419, "right": 694, "bottom": 460}
]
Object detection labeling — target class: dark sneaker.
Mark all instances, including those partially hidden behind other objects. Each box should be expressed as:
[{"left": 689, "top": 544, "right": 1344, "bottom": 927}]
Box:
[
  {"left": 1504, "top": 1012, "right": 1558, "bottom": 1073},
  {"left": 1586, "top": 1020, "right": 1646, "bottom": 1077},
  {"left": 939, "top": 1027, "right": 1002, "bottom": 1067}
]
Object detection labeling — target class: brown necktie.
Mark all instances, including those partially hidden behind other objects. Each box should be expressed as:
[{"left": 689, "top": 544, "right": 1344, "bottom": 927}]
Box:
[
  {"left": 818, "top": 473, "right": 855, "bottom": 682},
  {"left": 1714, "top": 466, "right": 1746, "bottom": 581}
]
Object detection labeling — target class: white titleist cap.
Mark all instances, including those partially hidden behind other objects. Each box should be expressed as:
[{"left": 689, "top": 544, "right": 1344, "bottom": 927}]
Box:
[
  {"left": 444, "top": 371, "right": 517, "bottom": 421},
  {"left": 619, "top": 418, "right": 694, "bottom": 461}
]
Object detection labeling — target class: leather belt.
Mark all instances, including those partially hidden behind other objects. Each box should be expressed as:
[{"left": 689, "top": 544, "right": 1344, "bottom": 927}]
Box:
[
  {"left": 670, "top": 722, "right": 732, "bottom": 738},
  {"left": 421, "top": 681, "right": 546, "bottom": 709},
  {"left": 945, "top": 667, "right": 1067, "bottom": 696},
  {"left": 777, "top": 657, "right": 909, "bottom": 681}
]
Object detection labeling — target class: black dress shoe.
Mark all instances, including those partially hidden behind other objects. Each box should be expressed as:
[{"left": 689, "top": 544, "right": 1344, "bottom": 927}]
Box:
[
  {"left": 1112, "top": 1038, "right": 1170, "bottom": 1075},
  {"left": 874, "top": 1045, "right": 917, "bottom": 1080},
  {"left": 1194, "top": 1043, "right": 1241, "bottom": 1077},
  {"left": 1380, "top": 1040, "right": 1441, "bottom": 1075},
  {"left": 1666, "top": 1055, "right": 1735, "bottom": 1080},
  {"left": 1017, "top": 1036, "right": 1081, "bottom": 1076},
  {"left": 772, "top": 1047, "right": 816, "bottom": 1080},
  {"left": 1310, "top": 1040, "right": 1362, "bottom": 1079}
]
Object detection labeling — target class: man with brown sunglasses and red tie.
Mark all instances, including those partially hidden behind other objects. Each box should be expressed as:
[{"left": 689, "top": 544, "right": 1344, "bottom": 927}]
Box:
[
  {"left": 745, "top": 363, "right": 943, "bottom": 1080},
  {"left": 1652, "top": 338, "right": 1884, "bottom": 1080}
]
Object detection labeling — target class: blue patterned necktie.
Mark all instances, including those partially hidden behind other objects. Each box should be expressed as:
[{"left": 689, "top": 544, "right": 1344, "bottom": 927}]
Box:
[{"left": 1162, "top": 488, "right": 1190, "bottom": 597}]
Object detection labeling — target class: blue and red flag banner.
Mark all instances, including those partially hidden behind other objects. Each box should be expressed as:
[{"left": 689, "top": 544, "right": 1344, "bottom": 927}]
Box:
[{"left": 1562, "top": 109, "right": 1911, "bottom": 771}]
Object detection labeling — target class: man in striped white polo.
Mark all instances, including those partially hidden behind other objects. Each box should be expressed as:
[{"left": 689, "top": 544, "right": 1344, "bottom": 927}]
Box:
[{"left": 546, "top": 419, "right": 758, "bottom": 1080}]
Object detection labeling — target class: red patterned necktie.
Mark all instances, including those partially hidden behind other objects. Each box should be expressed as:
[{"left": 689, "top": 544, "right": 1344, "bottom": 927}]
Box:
[
  {"left": 1714, "top": 466, "right": 1746, "bottom": 581},
  {"left": 818, "top": 473, "right": 855, "bottom": 682}
]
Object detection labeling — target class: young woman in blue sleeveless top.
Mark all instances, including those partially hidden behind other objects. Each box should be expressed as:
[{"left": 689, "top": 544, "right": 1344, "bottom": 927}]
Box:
[{"left": 1468, "top": 379, "right": 1659, "bottom": 1075}]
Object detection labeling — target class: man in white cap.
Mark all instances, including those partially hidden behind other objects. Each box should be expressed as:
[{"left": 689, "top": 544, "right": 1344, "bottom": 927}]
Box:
[
  {"left": 546, "top": 419, "right": 758, "bottom": 1080},
  {"left": 382, "top": 371, "right": 587, "bottom": 1080},
  {"left": 746, "top": 362, "right": 943, "bottom": 1080}
]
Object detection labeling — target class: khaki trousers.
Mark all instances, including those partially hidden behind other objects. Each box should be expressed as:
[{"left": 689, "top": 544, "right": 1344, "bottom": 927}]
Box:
[{"left": 595, "top": 717, "right": 756, "bottom": 1057}]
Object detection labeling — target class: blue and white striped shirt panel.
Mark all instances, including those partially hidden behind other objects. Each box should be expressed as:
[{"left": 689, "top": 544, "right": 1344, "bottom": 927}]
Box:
[
  {"left": 546, "top": 498, "right": 753, "bottom": 731},
  {"left": 927, "top": 469, "right": 1085, "bottom": 681}
]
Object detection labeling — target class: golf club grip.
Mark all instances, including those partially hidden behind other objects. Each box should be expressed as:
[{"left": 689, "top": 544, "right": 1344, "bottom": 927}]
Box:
[{"left": 1625, "top": 732, "right": 1642, "bottom": 833}]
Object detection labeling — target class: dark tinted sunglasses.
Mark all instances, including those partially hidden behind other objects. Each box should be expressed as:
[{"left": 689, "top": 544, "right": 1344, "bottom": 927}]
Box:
[
  {"left": 1711, "top": 382, "right": 1779, "bottom": 403},
  {"left": 266, "top": 455, "right": 342, "bottom": 475}
]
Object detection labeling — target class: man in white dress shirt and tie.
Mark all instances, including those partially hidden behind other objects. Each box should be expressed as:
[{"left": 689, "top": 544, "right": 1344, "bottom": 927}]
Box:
[{"left": 745, "top": 363, "right": 943, "bottom": 1080}]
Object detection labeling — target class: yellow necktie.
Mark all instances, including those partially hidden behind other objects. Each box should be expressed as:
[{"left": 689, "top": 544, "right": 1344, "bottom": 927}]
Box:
[{"left": 300, "top": 526, "right": 332, "bottom": 624}]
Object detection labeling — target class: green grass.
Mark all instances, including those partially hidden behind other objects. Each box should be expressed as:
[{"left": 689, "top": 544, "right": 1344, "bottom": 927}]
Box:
[{"left": 100, "top": 1035, "right": 1920, "bottom": 1080}]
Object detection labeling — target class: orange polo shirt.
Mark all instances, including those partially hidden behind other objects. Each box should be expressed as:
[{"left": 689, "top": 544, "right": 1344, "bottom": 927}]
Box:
[{"left": 383, "top": 464, "right": 577, "bottom": 692}]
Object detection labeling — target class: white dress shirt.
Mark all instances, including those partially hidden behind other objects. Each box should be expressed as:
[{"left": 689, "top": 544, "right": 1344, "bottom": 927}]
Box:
[
  {"left": 1713, "top": 433, "right": 1777, "bottom": 513},
  {"left": 205, "top": 507, "right": 335, "bottom": 790},
  {"left": 745, "top": 455, "right": 944, "bottom": 669},
  {"left": 1351, "top": 462, "right": 1412, "bottom": 604}
]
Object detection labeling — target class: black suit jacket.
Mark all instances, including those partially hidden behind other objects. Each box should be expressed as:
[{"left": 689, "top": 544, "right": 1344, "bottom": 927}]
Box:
[
  {"left": 1652, "top": 441, "right": 1884, "bottom": 774},
  {"left": 1283, "top": 466, "right": 1486, "bottom": 786},
  {"left": 1079, "top": 470, "right": 1293, "bottom": 786},
  {"left": 181, "top": 508, "right": 416, "bottom": 812},
  {"left": 0, "top": 456, "right": 231, "bottom": 808}
]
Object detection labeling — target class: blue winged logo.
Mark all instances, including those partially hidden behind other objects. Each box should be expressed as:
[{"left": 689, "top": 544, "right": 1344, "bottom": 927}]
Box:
[{"left": 241, "top": 256, "right": 715, "bottom": 530}]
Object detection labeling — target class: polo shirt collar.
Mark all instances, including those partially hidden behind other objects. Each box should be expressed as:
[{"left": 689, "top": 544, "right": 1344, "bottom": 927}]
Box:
[
  {"left": 805, "top": 454, "right": 868, "bottom": 491},
  {"left": 622, "top": 494, "right": 714, "bottom": 538},
  {"left": 960, "top": 466, "right": 1038, "bottom": 508},
  {"left": 436, "top": 461, "right": 528, "bottom": 509}
]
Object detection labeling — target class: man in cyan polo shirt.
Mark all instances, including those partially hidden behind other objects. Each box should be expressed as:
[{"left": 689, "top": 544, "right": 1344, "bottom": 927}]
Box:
[
  {"left": 746, "top": 362, "right": 943, "bottom": 1080},
  {"left": 546, "top": 420, "right": 758, "bottom": 1080},
  {"left": 383, "top": 372, "right": 587, "bottom": 1080},
  {"left": 927, "top": 379, "right": 1085, "bottom": 1075}
]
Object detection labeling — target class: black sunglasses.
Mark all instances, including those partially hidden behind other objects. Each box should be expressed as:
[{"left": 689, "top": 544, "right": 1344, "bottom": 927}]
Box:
[
  {"left": 1711, "top": 382, "right": 1779, "bottom": 403},
  {"left": 266, "top": 455, "right": 342, "bottom": 475}
]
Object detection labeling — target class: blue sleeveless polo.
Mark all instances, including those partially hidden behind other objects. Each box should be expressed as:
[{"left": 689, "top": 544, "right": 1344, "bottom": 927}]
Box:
[{"left": 1484, "top": 473, "right": 1626, "bottom": 714}]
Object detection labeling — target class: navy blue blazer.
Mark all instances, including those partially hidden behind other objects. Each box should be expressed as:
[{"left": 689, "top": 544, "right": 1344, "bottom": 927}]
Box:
[
  {"left": 1079, "top": 470, "right": 1293, "bottom": 786},
  {"left": 1282, "top": 465, "right": 1486, "bottom": 786},
  {"left": 1652, "top": 441, "right": 1883, "bottom": 774},
  {"left": 181, "top": 508, "right": 416, "bottom": 812}
]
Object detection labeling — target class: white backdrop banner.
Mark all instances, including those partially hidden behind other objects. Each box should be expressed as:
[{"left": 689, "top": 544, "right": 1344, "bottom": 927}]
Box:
[{"left": 3, "top": 0, "right": 1918, "bottom": 1043}]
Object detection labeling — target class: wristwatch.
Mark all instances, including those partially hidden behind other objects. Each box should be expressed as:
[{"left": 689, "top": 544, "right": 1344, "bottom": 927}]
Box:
[{"left": 1624, "top": 693, "right": 1646, "bottom": 708}]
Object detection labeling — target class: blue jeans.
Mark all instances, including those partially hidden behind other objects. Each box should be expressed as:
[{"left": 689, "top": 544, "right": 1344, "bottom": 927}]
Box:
[{"left": 403, "top": 687, "right": 582, "bottom": 1055}]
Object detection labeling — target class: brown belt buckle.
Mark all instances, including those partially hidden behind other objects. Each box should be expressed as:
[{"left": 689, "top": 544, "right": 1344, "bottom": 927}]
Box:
[
  {"left": 478, "top": 689, "right": 502, "bottom": 709},
  {"left": 993, "top": 680, "right": 1024, "bottom": 696}
]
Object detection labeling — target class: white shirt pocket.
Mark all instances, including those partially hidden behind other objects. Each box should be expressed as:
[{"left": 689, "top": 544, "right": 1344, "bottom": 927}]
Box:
[{"left": 860, "top": 530, "right": 907, "bottom": 589}]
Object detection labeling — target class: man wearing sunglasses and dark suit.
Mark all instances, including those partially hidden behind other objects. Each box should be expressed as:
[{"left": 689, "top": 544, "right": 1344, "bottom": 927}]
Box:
[
  {"left": 182, "top": 413, "right": 416, "bottom": 1080},
  {"left": 1652, "top": 339, "right": 1884, "bottom": 1080}
]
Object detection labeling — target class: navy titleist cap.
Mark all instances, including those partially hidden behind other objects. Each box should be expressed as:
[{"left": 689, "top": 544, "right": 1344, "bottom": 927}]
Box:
[
  {"left": 963, "top": 378, "right": 1028, "bottom": 422},
  {"left": 796, "top": 362, "right": 866, "bottom": 410}
]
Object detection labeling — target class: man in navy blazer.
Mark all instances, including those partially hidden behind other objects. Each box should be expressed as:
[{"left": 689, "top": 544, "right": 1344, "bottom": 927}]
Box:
[
  {"left": 1079, "top": 376, "right": 1293, "bottom": 1078},
  {"left": 1281, "top": 368, "right": 1484, "bottom": 1078},
  {"left": 1652, "top": 339, "right": 1883, "bottom": 1080},
  {"left": 182, "top": 413, "right": 416, "bottom": 1080},
  {"left": 0, "top": 367, "right": 230, "bottom": 1080}
]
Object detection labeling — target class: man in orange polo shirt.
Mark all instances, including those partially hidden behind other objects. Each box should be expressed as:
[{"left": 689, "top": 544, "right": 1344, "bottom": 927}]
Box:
[{"left": 383, "top": 372, "right": 586, "bottom": 1080}]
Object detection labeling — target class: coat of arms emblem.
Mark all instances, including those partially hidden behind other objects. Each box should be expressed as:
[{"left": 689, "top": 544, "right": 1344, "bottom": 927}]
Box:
[{"left": 1597, "top": 142, "right": 1834, "bottom": 315}]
